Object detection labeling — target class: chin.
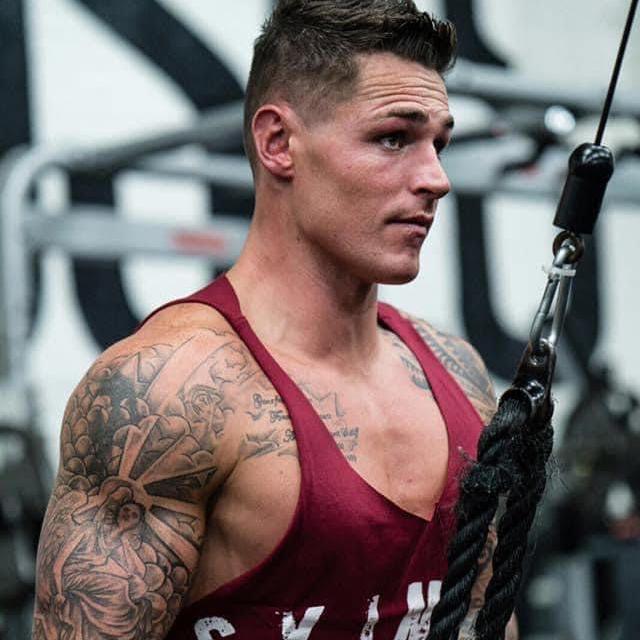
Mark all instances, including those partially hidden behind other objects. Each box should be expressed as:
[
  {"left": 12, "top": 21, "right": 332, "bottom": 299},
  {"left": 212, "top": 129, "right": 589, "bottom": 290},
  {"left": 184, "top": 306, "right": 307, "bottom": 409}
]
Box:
[
  {"left": 365, "top": 258, "right": 421, "bottom": 285},
  {"left": 378, "top": 271, "right": 420, "bottom": 285}
]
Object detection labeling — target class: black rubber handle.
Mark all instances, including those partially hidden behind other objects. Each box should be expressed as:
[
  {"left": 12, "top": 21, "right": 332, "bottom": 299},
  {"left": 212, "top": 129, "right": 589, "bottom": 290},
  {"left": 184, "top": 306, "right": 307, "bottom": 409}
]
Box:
[{"left": 553, "top": 143, "right": 614, "bottom": 235}]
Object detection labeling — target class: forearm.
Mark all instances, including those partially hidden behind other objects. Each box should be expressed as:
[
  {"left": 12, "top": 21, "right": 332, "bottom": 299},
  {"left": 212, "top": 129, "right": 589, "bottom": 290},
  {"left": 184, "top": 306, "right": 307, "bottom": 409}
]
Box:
[
  {"left": 458, "top": 520, "right": 519, "bottom": 639},
  {"left": 506, "top": 613, "right": 519, "bottom": 640},
  {"left": 457, "top": 611, "right": 518, "bottom": 640}
]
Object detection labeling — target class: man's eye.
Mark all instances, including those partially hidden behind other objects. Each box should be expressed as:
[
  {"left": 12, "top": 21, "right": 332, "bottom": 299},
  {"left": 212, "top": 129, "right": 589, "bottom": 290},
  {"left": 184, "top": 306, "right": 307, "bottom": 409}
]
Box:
[{"left": 378, "top": 133, "right": 406, "bottom": 150}]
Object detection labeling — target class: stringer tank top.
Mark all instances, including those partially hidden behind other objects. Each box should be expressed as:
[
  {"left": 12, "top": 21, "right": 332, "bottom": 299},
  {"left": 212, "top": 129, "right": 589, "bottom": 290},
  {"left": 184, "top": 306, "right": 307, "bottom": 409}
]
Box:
[{"left": 147, "top": 275, "right": 484, "bottom": 640}]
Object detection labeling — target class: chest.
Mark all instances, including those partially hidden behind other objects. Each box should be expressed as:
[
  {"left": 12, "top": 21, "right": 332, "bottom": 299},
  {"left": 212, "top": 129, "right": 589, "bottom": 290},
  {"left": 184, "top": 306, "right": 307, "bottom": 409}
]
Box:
[
  {"left": 305, "top": 363, "right": 450, "bottom": 518},
  {"left": 211, "top": 363, "right": 450, "bottom": 572},
  {"left": 193, "top": 334, "right": 454, "bottom": 598},
  {"left": 233, "top": 335, "right": 451, "bottom": 522}
]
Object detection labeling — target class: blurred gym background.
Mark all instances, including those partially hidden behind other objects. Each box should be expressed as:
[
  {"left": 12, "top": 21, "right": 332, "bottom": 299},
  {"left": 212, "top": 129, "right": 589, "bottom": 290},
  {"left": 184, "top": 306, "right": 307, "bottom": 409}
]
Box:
[{"left": 1, "top": 1, "right": 640, "bottom": 638}]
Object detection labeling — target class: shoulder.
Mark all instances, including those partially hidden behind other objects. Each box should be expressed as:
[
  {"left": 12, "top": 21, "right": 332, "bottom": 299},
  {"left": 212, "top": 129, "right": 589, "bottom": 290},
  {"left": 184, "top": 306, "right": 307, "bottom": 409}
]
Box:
[
  {"left": 401, "top": 311, "right": 497, "bottom": 425},
  {"left": 59, "top": 304, "right": 270, "bottom": 501}
]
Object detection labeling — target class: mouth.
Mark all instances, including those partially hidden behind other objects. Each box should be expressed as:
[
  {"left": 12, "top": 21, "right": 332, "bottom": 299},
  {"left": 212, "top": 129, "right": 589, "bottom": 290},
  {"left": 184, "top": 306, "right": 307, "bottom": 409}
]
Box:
[{"left": 387, "top": 213, "right": 434, "bottom": 232}]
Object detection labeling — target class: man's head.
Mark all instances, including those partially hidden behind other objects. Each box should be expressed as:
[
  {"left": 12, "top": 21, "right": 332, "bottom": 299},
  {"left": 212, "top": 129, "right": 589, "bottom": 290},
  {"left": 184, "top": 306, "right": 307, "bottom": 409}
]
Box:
[
  {"left": 244, "top": 1, "right": 457, "bottom": 286},
  {"left": 244, "top": 0, "right": 457, "bottom": 172}
]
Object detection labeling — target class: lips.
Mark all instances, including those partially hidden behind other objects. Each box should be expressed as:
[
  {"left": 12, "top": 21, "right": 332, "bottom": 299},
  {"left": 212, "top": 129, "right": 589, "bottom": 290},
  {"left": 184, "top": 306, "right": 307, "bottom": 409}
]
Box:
[{"left": 388, "top": 213, "right": 433, "bottom": 229}]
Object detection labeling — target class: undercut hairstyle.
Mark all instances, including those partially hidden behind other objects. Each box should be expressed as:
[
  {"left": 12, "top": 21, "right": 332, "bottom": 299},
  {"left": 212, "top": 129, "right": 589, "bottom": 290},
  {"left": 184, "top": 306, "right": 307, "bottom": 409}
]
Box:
[{"left": 244, "top": 0, "right": 457, "bottom": 171}]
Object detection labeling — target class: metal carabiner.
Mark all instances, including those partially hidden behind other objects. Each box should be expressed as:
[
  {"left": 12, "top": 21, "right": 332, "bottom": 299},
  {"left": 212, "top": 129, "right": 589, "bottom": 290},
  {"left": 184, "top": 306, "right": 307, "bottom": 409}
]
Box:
[{"left": 529, "top": 232, "right": 584, "bottom": 354}]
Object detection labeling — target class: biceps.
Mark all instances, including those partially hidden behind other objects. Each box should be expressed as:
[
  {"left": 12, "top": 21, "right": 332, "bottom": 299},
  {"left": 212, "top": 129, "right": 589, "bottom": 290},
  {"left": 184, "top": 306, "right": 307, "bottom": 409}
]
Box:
[{"left": 33, "top": 481, "right": 204, "bottom": 640}]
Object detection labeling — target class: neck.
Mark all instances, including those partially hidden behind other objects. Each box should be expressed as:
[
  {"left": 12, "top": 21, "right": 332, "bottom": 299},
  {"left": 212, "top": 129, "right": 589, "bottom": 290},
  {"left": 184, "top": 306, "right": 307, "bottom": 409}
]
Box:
[{"left": 227, "top": 206, "right": 381, "bottom": 371}]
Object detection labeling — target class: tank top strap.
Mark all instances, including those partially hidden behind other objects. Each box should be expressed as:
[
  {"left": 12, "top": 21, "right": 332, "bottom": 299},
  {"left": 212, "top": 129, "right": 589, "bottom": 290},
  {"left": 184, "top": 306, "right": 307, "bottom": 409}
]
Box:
[
  {"left": 377, "top": 302, "right": 484, "bottom": 512},
  {"left": 148, "top": 275, "right": 246, "bottom": 322},
  {"left": 140, "top": 275, "right": 339, "bottom": 464}
]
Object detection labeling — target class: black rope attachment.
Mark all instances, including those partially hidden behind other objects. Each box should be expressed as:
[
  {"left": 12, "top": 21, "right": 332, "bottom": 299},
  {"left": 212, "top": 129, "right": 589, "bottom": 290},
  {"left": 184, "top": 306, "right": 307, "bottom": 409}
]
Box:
[
  {"left": 426, "top": 344, "right": 556, "bottom": 640},
  {"left": 425, "top": 3, "right": 638, "bottom": 637},
  {"left": 475, "top": 344, "right": 555, "bottom": 640}
]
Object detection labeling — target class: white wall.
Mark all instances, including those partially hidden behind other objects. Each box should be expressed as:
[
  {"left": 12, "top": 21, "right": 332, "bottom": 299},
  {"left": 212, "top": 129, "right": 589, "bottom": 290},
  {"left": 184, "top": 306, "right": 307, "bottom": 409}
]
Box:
[{"left": 13, "top": 0, "right": 640, "bottom": 466}]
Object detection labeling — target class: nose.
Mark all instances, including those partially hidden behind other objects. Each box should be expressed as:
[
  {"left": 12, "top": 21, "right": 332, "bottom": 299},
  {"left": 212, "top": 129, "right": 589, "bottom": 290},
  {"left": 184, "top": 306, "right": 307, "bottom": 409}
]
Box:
[{"left": 409, "top": 147, "right": 451, "bottom": 200}]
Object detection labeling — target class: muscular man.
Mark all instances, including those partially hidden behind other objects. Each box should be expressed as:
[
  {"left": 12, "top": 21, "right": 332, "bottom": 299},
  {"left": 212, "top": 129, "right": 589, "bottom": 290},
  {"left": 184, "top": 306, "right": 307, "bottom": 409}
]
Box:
[{"left": 33, "top": 1, "right": 517, "bottom": 638}]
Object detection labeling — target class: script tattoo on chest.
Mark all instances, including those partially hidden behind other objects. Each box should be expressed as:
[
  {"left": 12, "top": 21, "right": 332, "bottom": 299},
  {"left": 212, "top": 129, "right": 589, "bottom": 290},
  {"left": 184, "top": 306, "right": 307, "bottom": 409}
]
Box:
[
  {"left": 33, "top": 332, "right": 262, "bottom": 640},
  {"left": 239, "top": 381, "right": 360, "bottom": 463}
]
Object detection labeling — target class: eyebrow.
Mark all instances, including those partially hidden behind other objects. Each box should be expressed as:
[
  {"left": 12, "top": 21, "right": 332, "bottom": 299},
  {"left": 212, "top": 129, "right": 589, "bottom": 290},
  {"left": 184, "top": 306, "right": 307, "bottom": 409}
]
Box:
[{"left": 380, "top": 109, "right": 455, "bottom": 130}]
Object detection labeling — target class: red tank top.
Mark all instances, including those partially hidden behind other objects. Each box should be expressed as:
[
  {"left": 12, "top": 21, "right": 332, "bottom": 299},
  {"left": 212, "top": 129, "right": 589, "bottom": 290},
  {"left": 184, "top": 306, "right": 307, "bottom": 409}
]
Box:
[{"left": 148, "top": 276, "right": 483, "bottom": 640}]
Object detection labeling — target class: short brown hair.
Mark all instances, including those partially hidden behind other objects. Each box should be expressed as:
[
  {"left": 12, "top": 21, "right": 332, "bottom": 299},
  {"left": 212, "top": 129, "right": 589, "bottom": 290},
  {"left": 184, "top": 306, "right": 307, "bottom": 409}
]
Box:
[{"left": 244, "top": 0, "right": 457, "bottom": 170}]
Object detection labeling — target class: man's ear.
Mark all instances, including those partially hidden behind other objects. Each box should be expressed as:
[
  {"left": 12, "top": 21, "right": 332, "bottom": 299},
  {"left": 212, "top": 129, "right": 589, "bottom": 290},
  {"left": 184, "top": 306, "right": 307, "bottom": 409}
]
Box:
[{"left": 252, "top": 104, "right": 297, "bottom": 179}]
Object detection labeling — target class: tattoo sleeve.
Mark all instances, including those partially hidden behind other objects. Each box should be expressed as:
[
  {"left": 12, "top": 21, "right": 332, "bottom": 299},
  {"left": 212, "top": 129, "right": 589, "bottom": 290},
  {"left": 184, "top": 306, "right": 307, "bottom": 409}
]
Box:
[{"left": 32, "top": 335, "right": 255, "bottom": 640}]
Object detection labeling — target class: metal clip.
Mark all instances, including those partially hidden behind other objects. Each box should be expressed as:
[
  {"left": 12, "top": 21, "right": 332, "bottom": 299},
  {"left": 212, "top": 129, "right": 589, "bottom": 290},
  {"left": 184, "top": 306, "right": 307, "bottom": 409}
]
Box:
[
  {"left": 529, "top": 232, "right": 584, "bottom": 354},
  {"left": 503, "top": 340, "right": 557, "bottom": 420}
]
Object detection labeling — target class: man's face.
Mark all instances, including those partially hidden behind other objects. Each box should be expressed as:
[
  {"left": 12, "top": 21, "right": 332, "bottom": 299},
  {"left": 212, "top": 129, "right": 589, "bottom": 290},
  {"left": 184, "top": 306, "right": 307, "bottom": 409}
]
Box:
[{"left": 289, "top": 52, "right": 453, "bottom": 285}]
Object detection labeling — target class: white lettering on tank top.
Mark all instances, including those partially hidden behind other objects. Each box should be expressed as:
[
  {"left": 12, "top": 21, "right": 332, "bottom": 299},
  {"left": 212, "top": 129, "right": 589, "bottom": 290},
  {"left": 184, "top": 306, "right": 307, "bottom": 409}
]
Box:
[
  {"left": 194, "top": 616, "right": 236, "bottom": 639},
  {"left": 392, "top": 580, "right": 442, "bottom": 640},
  {"left": 192, "top": 581, "right": 444, "bottom": 639},
  {"left": 281, "top": 606, "right": 326, "bottom": 639},
  {"left": 359, "top": 594, "right": 380, "bottom": 639}
]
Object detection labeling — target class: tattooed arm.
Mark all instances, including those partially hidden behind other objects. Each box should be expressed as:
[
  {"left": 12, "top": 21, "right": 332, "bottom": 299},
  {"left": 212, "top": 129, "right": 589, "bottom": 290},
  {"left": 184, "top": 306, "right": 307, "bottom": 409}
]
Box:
[{"left": 32, "top": 332, "right": 250, "bottom": 640}]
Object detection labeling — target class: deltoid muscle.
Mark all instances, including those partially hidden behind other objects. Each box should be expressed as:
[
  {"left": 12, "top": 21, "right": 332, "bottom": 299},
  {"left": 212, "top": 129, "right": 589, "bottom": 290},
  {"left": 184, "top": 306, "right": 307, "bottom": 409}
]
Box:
[{"left": 33, "top": 337, "right": 253, "bottom": 640}]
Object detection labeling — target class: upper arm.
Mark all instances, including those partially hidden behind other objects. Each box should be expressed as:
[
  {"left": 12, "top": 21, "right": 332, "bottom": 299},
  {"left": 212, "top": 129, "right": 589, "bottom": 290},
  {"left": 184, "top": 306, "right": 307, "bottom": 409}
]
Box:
[
  {"left": 33, "top": 329, "right": 260, "bottom": 639},
  {"left": 408, "top": 316, "right": 497, "bottom": 425}
]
